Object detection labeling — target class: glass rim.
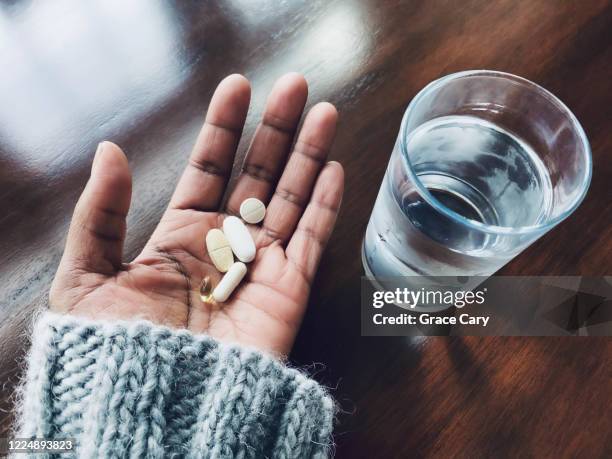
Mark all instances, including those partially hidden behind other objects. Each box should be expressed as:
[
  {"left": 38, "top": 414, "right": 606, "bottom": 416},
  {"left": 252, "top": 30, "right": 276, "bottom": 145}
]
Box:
[{"left": 399, "top": 69, "right": 592, "bottom": 236}]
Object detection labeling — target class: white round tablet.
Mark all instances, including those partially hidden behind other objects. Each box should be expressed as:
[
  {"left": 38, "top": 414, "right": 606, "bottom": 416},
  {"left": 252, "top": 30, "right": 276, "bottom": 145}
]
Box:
[{"left": 239, "top": 197, "right": 266, "bottom": 224}]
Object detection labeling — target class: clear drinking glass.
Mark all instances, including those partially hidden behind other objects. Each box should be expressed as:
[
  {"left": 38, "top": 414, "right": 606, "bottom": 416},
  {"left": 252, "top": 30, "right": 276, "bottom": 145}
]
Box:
[{"left": 363, "top": 70, "right": 591, "bottom": 281}]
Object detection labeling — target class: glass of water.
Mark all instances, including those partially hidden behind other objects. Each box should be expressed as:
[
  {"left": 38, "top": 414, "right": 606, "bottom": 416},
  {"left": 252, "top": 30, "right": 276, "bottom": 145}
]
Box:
[{"left": 363, "top": 70, "right": 591, "bottom": 281}]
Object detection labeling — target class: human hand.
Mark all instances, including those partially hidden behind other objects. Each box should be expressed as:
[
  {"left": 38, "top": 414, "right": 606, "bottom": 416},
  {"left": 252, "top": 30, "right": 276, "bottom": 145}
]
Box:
[{"left": 49, "top": 73, "right": 344, "bottom": 357}]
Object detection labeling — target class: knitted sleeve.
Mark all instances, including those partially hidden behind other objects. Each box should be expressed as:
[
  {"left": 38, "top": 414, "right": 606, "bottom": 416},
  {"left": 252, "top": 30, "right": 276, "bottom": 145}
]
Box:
[{"left": 15, "top": 312, "right": 335, "bottom": 458}]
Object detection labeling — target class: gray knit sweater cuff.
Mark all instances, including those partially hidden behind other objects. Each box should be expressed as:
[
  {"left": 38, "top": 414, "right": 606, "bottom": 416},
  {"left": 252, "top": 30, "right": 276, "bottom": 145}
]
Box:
[{"left": 16, "top": 313, "right": 335, "bottom": 458}]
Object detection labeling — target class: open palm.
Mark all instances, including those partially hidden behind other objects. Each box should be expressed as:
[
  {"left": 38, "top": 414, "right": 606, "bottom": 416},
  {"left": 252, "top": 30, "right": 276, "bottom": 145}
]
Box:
[{"left": 49, "top": 74, "right": 344, "bottom": 357}]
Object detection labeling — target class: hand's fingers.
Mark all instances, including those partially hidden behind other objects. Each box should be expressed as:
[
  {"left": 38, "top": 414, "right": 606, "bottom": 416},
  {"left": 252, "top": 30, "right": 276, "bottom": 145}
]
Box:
[
  {"left": 60, "top": 142, "right": 132, "bottom": 275},
  {"left": 285, "top": 161, "right": 344, "bottom": 283},
  {"left": 169, "top": 74, "right": 251, "bottom": 211},
  {"left": 225, "top": 73, "right": 308, "bottom": 215},
  {"left": 259, "top": 102, "right": 338, "bottom": 245}
]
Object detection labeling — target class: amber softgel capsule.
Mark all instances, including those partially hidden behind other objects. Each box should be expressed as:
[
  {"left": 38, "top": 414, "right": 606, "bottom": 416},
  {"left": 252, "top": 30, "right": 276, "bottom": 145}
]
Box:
[{"left": 199, "top": 276, "right": 214, "bottom": 303}]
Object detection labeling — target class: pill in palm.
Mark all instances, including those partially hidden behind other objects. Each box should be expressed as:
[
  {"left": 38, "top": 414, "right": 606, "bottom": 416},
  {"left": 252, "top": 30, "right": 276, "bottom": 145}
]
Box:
[
  {"left": 223, "top": 216, "right": 256, "bottom": 262},
  {"left": 205, "top": 229, "right": 234, "bottom": 272},
  {"left": 212, "top": 261, "right": 247, "bottom": 302},
  {"left": 199, "top": 276, "right": 214, "bottom": 303},
  {"left": 239, "top": 197, "right": 266, "bottom": 224}
]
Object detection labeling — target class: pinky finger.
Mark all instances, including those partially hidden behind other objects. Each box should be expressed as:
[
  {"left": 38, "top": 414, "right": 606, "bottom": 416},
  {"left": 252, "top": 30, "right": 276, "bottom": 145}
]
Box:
[{"left": 285, "top": 161, "right": 344, "bottom": 283}]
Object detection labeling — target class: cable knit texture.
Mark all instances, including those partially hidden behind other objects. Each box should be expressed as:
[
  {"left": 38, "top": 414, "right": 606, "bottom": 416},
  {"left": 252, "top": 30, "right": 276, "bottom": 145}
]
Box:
[{"left": 16, "top": 312, "right": 335, "bottom": 458}]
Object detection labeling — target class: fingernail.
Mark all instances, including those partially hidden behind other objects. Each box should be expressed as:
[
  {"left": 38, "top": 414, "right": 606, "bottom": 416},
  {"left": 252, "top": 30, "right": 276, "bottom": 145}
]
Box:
[{"left": 92, "top": 142, "right": 106, "bottom": 172}]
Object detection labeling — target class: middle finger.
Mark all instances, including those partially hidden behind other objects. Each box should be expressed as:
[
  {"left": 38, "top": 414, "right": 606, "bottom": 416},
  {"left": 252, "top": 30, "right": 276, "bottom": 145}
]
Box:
[{"left": 225, "top": 73, "right": 308, "bottom": 215}]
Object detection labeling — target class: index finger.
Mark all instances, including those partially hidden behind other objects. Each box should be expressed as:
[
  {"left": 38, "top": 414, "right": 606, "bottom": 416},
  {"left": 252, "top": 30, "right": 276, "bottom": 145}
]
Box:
[{"left": 169, "top": 74, "right": 251, "bottom": 212}]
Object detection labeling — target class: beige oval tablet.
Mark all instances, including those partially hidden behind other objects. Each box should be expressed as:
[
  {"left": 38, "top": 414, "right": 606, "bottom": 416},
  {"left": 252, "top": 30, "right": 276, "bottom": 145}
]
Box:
[
  {"left": 239, "top": 197, "right": 266, "bottom": 224},
  {"left": 205, "top": 229, "right": 234, "bottom": 272}
]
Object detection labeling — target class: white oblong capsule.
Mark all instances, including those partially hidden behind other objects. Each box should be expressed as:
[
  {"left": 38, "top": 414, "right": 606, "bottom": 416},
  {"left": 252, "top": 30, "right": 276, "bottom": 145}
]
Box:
[
  {"left": 212, "top": 261, "right": 247, "bottom": 302},
  {"left": 223, "top": 216, "right": 256, "bottom": 263}
]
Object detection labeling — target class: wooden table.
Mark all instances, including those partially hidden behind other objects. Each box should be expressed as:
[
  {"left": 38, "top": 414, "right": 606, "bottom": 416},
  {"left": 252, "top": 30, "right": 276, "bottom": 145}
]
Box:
[{"left": 1, "top": 0, "right": 611, "bottom": 456}]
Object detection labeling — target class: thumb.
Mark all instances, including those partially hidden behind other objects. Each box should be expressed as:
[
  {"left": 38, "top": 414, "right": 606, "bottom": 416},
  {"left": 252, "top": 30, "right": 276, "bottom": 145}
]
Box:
[{"left": 59, "top": 141, "right": 132, "bottom": 276}]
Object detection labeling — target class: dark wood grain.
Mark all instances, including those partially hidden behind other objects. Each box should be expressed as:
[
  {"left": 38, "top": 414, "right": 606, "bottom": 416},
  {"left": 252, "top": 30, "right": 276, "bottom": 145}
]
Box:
[{"left": 1, "top": 0, "right": 611, "bottom": 457}]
